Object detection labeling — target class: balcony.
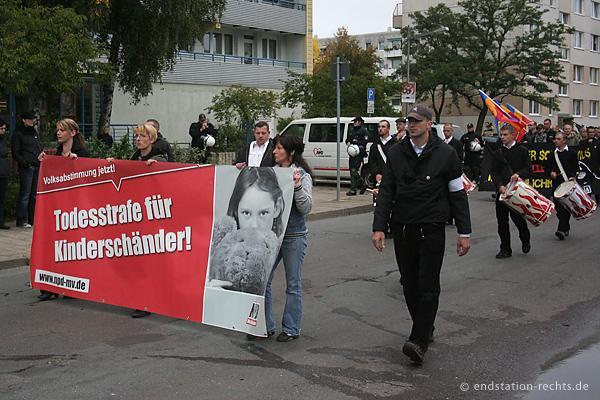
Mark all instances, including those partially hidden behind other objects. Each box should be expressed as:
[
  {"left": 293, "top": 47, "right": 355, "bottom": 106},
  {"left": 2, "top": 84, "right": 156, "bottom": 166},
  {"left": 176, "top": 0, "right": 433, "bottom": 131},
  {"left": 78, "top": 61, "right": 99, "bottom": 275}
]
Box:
[
  {"left": 222, "top": 0, "right": 307, "bottom": 35},
  {"left": 160, "top": 51, "right": 306, "bottom": 89},
  {"left": 393, "top": 2, "right": 403, "bottom": 29}
]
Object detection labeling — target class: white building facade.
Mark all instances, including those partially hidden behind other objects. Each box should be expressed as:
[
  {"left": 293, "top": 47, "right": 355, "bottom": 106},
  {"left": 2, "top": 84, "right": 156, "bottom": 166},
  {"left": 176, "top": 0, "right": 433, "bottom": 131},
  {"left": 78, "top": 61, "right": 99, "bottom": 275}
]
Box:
[{"left": 110, "top": 0, "right": 313, "bottom": 143}]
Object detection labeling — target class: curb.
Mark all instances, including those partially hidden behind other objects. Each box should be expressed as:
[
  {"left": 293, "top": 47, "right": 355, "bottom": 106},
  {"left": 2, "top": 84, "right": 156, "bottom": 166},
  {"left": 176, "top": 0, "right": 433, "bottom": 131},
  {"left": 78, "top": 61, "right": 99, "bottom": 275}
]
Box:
[
  {"left": 0, "top": 258, "right": 29, "bottom": 271},
  {"left": 308, "top": 204, "right": 373, "bottom": 221}
]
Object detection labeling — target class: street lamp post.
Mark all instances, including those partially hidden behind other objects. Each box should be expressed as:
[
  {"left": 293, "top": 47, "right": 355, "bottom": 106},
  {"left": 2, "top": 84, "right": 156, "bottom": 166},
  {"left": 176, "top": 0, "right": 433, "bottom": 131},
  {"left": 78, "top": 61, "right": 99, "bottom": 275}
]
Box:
[{"left": 405, "top": 25, "right": 449, "bottom": 112}]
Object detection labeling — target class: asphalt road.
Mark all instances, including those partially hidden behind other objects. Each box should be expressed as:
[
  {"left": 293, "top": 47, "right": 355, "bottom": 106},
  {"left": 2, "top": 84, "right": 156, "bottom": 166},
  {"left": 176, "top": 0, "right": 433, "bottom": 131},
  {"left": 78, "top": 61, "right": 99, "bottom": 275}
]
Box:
[{"left": 1, "top": 191, "right": 599, "bottom": 400}]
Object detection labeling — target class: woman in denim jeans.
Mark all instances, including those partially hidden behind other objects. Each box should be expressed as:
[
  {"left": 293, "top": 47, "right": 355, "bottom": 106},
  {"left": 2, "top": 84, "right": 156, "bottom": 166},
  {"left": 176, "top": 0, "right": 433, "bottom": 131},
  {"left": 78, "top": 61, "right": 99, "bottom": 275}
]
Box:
[{"left": 265, "top": 135, "right": 313, "bottom": 342}]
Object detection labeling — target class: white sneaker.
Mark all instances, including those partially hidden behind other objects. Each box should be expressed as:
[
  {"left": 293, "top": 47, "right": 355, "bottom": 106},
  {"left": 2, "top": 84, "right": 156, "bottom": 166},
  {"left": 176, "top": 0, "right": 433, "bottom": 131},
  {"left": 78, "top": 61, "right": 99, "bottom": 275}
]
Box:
[{"left": 20, "top": 223, "right": 32, "bottom": 228}]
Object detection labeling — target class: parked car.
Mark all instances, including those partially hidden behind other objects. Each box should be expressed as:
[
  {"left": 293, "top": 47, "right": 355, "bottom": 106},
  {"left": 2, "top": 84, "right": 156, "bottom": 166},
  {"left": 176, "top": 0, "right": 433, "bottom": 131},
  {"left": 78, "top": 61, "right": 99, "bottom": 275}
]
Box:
[{"left": 279, "top": 117, "right": 460, "bottom": 182}]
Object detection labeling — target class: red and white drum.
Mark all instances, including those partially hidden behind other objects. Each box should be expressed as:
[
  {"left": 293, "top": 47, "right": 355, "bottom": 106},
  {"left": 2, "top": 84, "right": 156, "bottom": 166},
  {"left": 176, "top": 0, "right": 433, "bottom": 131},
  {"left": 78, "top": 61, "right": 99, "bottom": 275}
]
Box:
[
  {"left": 499, "top": 179, "right": 554, "bottom": 227},
  {"left": 461, "top": 173, "right": 476, "bottom": 194},
  {"left": 554, "top": 180, "right": 597, "bottom": 220}
]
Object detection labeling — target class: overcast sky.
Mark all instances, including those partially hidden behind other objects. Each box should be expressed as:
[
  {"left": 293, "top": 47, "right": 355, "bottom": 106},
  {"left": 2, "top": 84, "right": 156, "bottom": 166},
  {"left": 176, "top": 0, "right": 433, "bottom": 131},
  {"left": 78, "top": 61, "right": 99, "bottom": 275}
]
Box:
[{"left": 313, "top": 0, "right": 400, "bottom": 38}]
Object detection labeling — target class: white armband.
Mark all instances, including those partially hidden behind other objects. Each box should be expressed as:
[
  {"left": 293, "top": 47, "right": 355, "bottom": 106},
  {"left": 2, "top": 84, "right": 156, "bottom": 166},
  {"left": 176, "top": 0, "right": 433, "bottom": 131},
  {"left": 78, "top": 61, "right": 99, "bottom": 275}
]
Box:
[{"left": 448, "top": 177, "right": 464, "bottom": 193}]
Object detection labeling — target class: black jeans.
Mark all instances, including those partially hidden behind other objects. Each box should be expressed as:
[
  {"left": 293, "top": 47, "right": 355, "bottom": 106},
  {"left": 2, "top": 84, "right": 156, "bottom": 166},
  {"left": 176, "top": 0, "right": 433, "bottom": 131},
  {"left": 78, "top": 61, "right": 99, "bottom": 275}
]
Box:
[
  {"left": 495, "top": 200, "right": 530, "bottom": 252},
  {"left": 348, "top": 156, "right": 364, "bottom": 191},
  {"left": 0, "top": 177, "right": 8, "bottom": 225},
  {"left": 554, "top": 201, "right": 571, "bottom": 233},
  {"left": 393, "top": 223, "right": 445, "bottom": 349}
]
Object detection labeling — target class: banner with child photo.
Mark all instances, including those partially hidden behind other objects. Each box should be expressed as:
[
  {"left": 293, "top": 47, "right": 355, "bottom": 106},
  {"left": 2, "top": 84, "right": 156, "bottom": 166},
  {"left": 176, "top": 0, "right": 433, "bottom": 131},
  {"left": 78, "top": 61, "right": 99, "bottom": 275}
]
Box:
[{"left": 30, "top": 156, "right": 293, "bottom": 336}]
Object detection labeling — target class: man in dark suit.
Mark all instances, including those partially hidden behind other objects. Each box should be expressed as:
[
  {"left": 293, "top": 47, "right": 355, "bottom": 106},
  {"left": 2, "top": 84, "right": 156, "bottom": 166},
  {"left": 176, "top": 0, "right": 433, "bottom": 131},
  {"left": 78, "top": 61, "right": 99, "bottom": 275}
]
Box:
[
  {"left": 490, "top": 124, "right": 532, "bottom": 259},
  {"left": 443, "top": 123, "right": 463, "bottom": 162},
  {"left": 234, "top": 121, "right": 275, "bottom": 169}
]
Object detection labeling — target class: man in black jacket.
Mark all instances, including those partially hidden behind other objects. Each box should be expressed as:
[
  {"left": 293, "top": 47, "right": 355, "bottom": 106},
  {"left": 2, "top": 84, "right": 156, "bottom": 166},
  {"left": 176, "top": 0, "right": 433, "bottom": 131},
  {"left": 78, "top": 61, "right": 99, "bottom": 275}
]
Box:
[
  {"left": 490, "top": 124, "right": 532, "bottom": 259},
  {"left": 189, "top": 113, "right": 217, "bottom": 163},
  {"left": 443, "top": 123, "right": 463, "bottom": 162},
  {"left": 346, "top": 116, "right": 369, "bottom": 196},
  {"left": 460, "top": 123, "right": 483, "bottom": 183},
  {"left": 372, "top": 105, "right": 471, "bottom": 364},
  {"left": 368, "top": 120, "right": 397, "bottom": 185},
  {"left": 11, "top": 111, "right": 42, "bottom": 228},
  {"left": 234, "top": 121, "right": 275, "bottom": 169},
  {"left": 546, "top": 131, "right": 579, "bottom": 240},
  {"left": 146, "top": 119, "right": 174, "bottom": 162}
]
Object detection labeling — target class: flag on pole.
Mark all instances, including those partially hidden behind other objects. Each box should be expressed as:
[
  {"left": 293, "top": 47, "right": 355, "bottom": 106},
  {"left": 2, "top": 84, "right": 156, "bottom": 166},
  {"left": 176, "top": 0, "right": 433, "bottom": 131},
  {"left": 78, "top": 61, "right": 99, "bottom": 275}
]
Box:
[{"left": 478, "top": 90, "right": 527, "bottom": 142}]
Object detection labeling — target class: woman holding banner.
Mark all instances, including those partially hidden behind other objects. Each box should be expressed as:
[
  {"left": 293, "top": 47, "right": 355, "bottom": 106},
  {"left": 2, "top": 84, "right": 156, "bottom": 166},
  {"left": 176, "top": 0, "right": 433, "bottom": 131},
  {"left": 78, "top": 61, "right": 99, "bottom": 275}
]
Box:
[
  {"left": 128, "top": 123, "right": 167, "bottom": 317},
  {"left": 38, "top": 118, "right": 89, "bottom": 301},
  {"left": 264, "top": 135, "right": 313, "bottom": 342},
  {"left": 546, "top": 132, "right": 579, "bottom": 240}
]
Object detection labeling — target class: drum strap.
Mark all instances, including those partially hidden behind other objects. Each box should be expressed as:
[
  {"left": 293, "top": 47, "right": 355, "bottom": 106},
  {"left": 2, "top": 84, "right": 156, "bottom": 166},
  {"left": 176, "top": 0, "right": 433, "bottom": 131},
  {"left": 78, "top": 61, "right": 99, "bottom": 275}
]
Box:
[
  {"left": 554, "top": 150, "right": 569, "bottom": 182},
  {"left": 377, "top": 143, "right": 387, "bottom": 164}
]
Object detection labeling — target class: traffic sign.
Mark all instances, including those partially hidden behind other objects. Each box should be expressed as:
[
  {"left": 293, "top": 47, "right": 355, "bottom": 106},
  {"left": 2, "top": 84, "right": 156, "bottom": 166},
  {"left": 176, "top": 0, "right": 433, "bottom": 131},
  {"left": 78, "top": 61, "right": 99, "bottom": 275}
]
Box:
[
  {"left": 402, "top": 82, "right": 416, "bottom": 103},
  {"left": 367, "top": 87, "right": 375, "bottom": 102}
]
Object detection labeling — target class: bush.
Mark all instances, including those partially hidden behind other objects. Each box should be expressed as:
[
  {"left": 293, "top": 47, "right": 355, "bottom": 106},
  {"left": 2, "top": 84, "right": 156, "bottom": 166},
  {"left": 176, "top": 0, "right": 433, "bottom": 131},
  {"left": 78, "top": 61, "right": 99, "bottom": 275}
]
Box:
[
  {"left": 3, "top": 180, "right": 19, "bottom": 222},
  {"left": 172, "top": 144, "right": 206, "bottom": 164},
  {"left": 214, "top": 124, "right": 244, "bottom": 153},
  {"left": 87, "top": 135, "right": 133, "bottom": 160}
]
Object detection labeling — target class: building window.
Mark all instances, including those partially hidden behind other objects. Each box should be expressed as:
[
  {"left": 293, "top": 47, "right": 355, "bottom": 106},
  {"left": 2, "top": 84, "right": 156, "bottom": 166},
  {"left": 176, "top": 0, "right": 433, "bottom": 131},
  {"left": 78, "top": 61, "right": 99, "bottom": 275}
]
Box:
[
  {"left": 391, "top": 57, "right": 403, "bottom": 69},
  {"left": 378, "top": 41, "right": 385, "bottom": 50},
  {"left": 202, "top": 33, "right": 211, "bottom": 53},
  {"left": 591, "top": 67, "right": 599, "bottom": 84},
  {"left": 573, "top": 65, "right": 583, "bottom": 82},
  {"left": 558, "top": 83, "right": 568, "bottom": 95},
  {"left": 529, "top": 99, "right": 540, "bottom": 115},
  {"left": 574, "top": 31, "right": 584, "bottom": 48},
  {"left": 590, "top": 101, "right": 599, "bottom": 117},
  {"left": 365, "top": 42, "right": 372, "bottom": 49},
  {"left": 214, "top": 33, "right": 233, "bottom": 55},
  {"left": 560, "top": 12, "right": 570, "bottom": 24},
  {"left": 573, "top": 99, "right": 583, "bottom": 116},
  {"left": 574, "top": 0, "right": 584, "bottom": 14},
  {"left": 593, "top": 1, "right": 600, "bottom": 18},
  {"left": 559, "top": 47, "right": 570, "bottom": 60},
  {"left": 592, "top": 34, "right": 600, "bottom": 51},
  {"left": 262, "top": 39, "right": 277, "bottom": 59},
  {"left": 390, "top": 39, "right": 402, "bottom": 50}
]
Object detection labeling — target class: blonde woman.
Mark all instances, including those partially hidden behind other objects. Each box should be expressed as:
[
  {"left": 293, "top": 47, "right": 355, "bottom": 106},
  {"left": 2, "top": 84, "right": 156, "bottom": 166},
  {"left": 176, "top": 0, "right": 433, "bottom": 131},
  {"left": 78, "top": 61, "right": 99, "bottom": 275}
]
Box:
[{"left": 38, "top": 118, "right": 89, "bottom": 301}]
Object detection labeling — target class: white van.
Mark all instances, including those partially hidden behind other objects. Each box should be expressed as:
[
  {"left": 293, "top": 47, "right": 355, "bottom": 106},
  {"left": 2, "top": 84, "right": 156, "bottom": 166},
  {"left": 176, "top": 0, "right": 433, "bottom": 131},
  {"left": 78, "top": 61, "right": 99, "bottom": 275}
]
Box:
[{"left": 279, "top": 117, "right": 461, "bottom": 181}]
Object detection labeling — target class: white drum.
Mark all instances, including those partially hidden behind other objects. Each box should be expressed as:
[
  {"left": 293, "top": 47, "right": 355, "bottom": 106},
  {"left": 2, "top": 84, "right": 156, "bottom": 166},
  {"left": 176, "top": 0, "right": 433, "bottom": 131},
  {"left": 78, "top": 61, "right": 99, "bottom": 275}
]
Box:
[
  {"left": 554, "top": 180, "right": 597, "bottom": 220},
  {"left": 499, "top": 179, "right": 554, "bottom": 227}
]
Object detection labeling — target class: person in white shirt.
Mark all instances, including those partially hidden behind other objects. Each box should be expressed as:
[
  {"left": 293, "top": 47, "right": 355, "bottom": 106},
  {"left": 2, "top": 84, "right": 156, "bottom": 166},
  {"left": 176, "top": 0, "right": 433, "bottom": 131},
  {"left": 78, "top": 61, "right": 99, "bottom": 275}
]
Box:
[{"left": 234, "top": 121, "right": 275, "bottom": 169}]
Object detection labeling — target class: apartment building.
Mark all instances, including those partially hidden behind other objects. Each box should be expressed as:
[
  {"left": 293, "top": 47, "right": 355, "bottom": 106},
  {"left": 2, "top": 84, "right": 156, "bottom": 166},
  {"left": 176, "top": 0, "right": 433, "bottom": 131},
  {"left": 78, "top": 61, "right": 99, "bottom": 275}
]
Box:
[
  {"left": 393, "top": 0, "right": 600, "bottom": 128},
  {"left": 319, "top": 29, "right": 404, "bottom": 110},
  {"left": 1, "top": 0, "right": 313, "bottom": 142},
  {"left": 110, "top": 0, "right": 313, "bottom": 141}
]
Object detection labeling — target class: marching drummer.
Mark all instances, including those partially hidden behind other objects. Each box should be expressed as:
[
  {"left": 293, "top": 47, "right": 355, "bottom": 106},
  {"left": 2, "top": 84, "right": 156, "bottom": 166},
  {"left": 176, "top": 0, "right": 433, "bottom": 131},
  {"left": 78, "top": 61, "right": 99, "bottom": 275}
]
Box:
[
  {"left": 546, "top": 131, "right": 579, "bottom": 240},
  {"left": 490, "top": 124, "right": 532, "bottom": 259}
]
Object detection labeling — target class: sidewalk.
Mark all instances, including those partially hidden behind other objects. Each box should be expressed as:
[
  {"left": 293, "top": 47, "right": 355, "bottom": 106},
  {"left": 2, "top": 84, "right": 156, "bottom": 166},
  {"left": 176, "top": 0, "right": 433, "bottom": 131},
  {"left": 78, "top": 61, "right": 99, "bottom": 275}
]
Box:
[{"left": 0, "top": 183, "right": 372, "bottom": 269}]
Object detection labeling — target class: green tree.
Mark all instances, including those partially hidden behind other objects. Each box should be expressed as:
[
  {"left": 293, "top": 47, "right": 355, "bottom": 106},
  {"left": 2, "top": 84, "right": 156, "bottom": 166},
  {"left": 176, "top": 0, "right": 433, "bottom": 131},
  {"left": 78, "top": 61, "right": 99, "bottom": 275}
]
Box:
[
  {"left": 208, "top": 86, "right": 279, "bottom": 147},
  {"left": 0, "top": 0, "right": 97, "bottom": 97},
  {"left": 398, "top": 4, "right": 461, "bottom": 122},
  {"left": 281, "top": 28, "right": 401, "bottom": 118},
  {"left": 48, "top": 0, "right": 226, "bottom": 136},
  {"left": 408, "top": 0, "right": 570, "bottom": 131},
  {"left": 208, "top": 86, "right": 279, "bottom": 126}
]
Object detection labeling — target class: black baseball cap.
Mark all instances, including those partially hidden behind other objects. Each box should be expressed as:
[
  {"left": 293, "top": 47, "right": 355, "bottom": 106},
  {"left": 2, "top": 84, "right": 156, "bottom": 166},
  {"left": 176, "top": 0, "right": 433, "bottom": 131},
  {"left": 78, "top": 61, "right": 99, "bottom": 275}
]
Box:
[
  {"left": 21, "top": 111, "right": 36, "bottom": 120},
  {"left": 352, "top": 116, "right": 364, "bottom": 122},
  {"left": 406, "top": 105, "right": 433, "bottom": 121},
  {"left": 395, "top": 117, "right": 406, "bottom": 123},
  {"left": 467, "top": 123, "right": 474, "bottom": 128}
]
